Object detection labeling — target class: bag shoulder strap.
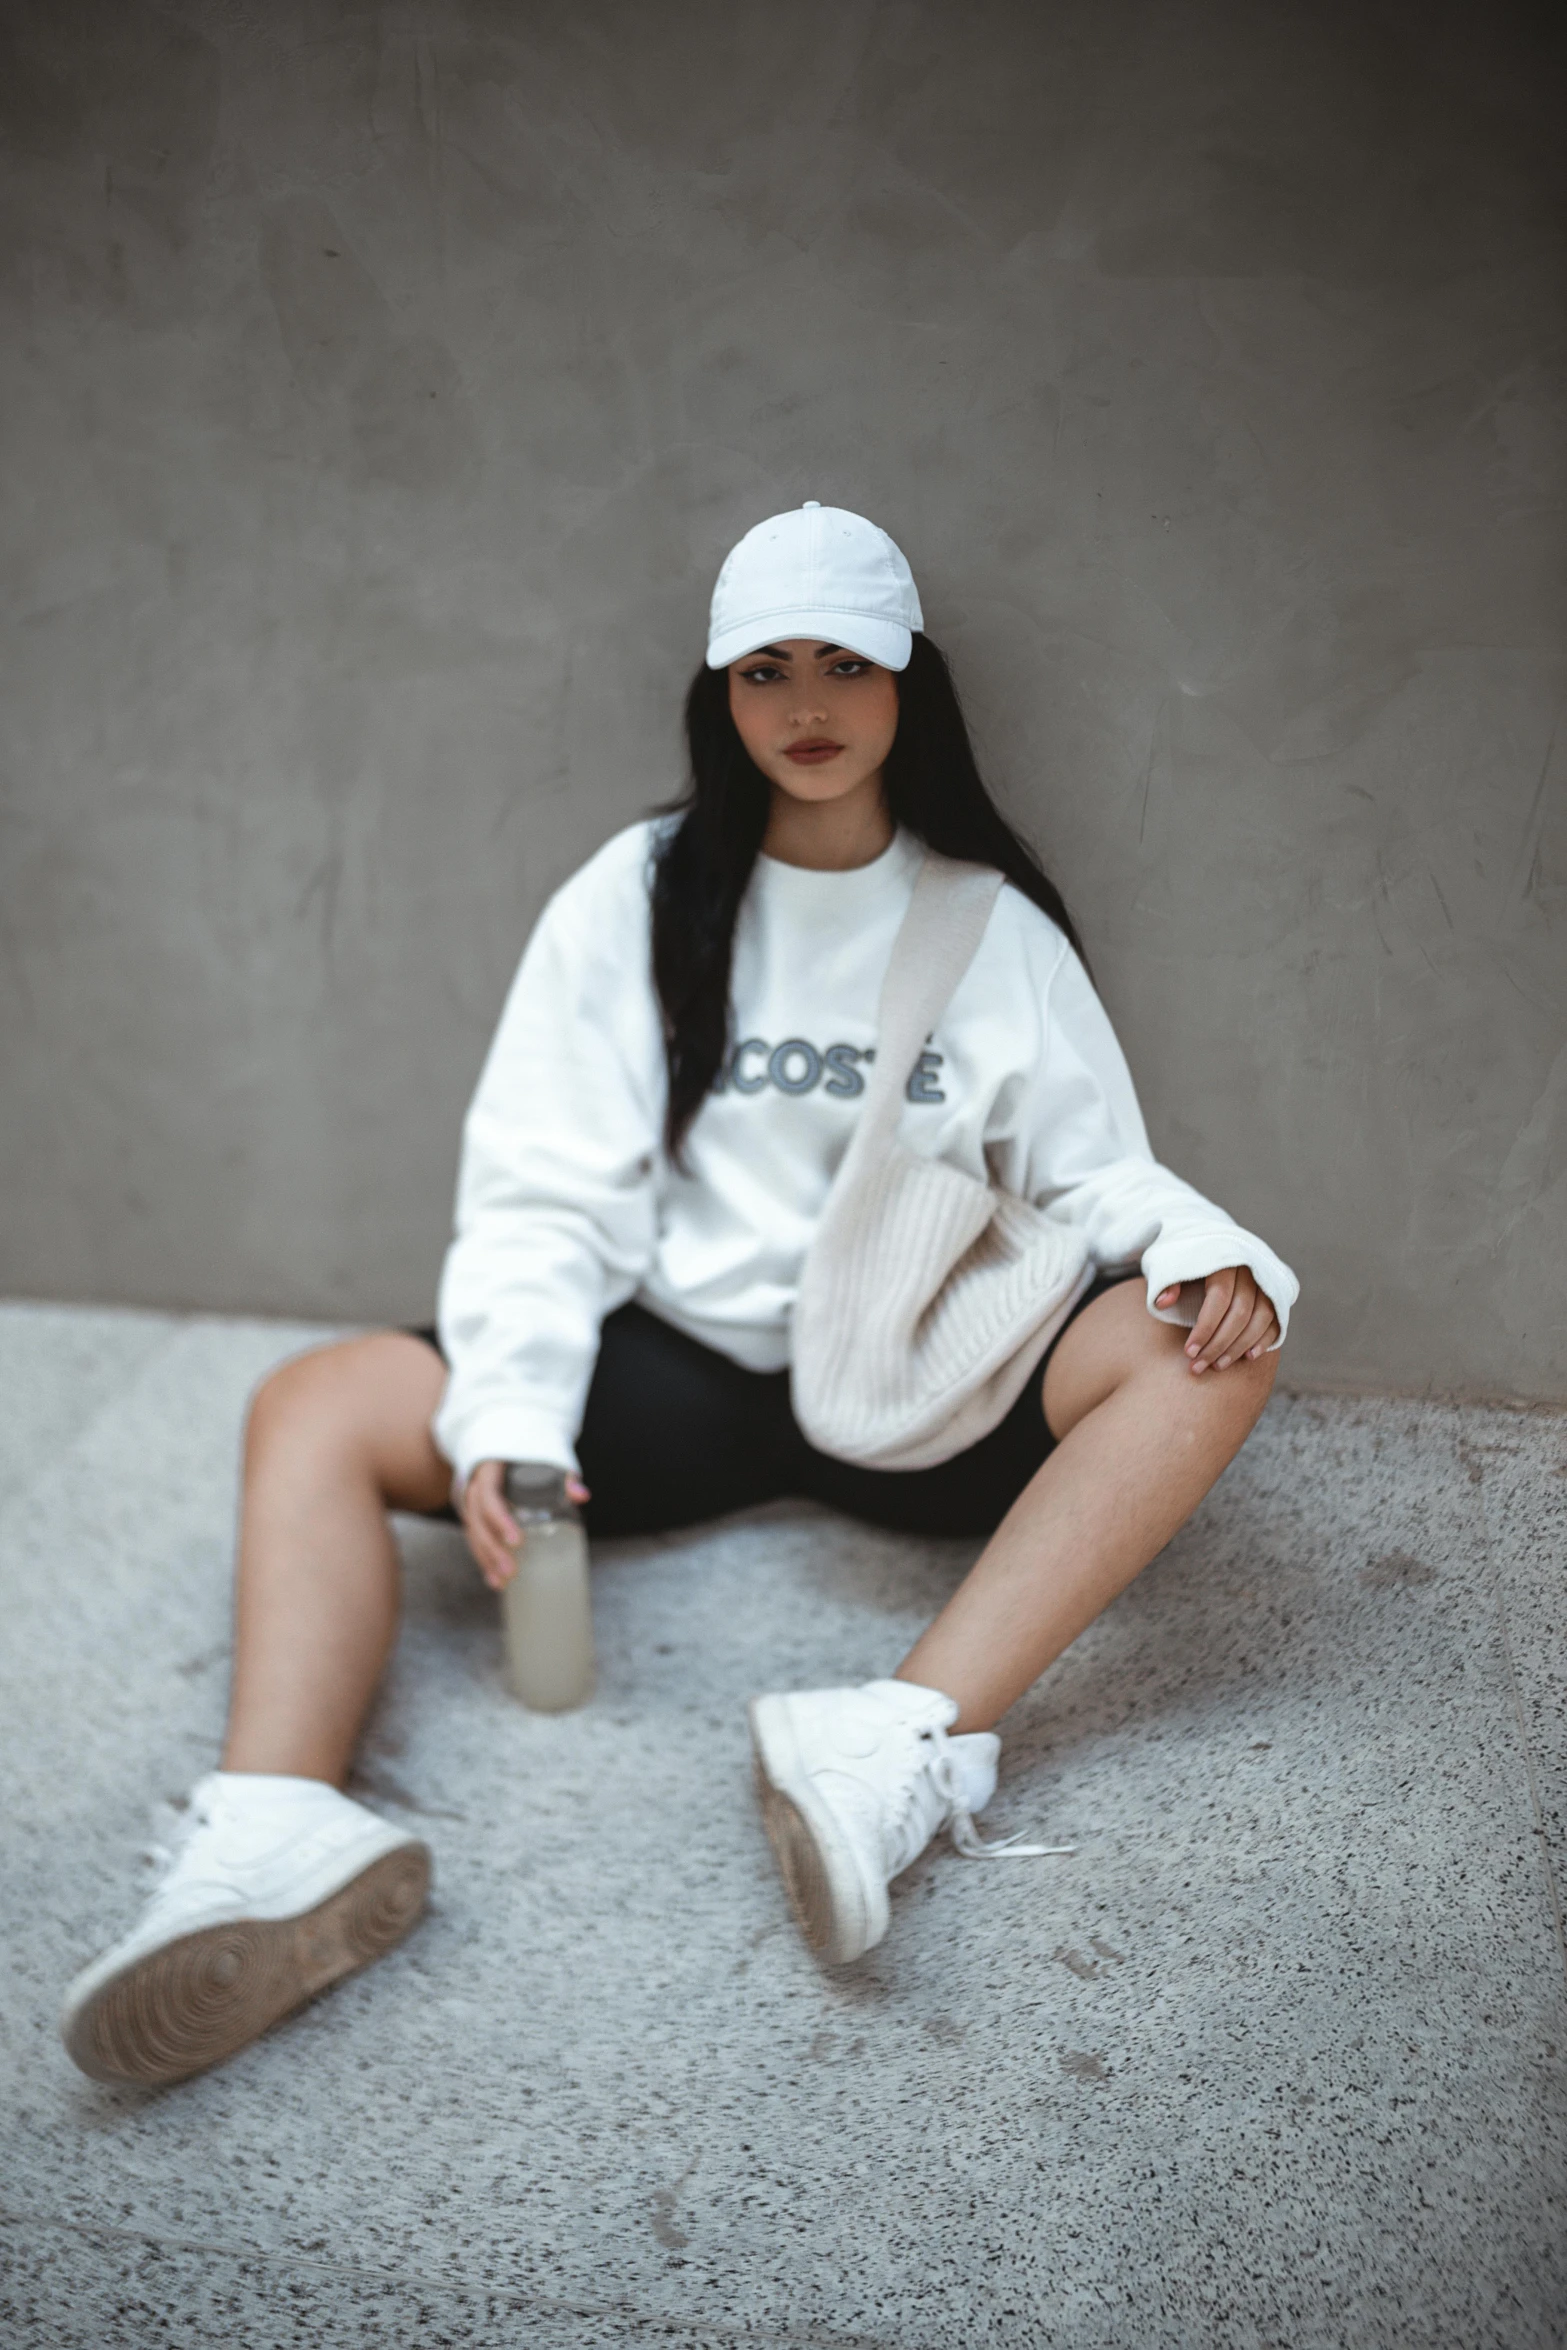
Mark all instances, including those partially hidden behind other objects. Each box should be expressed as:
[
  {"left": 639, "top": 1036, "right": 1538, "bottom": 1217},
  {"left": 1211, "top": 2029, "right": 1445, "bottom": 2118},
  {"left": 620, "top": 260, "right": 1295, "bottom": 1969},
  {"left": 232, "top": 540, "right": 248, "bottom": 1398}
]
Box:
[{"left": 853, "top": 854, "right": 1006, "bottom": 1155}]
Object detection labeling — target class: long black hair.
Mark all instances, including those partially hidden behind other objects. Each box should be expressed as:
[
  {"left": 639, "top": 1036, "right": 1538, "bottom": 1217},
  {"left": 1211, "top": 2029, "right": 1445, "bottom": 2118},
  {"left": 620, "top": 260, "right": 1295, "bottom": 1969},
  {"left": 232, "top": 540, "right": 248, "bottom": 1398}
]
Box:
[{"left": 650, "top": 632, "right": 1086, "bottom": 1163}]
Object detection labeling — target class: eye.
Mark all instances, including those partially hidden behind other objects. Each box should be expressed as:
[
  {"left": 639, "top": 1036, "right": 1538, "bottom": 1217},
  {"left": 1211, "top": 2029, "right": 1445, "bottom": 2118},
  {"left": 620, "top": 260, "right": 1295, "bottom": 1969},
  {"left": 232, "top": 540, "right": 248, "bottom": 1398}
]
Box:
[
  {"left": 827, "top": 657, "right": 871, "bottom": 677},
  {"left": 738, "top": 662, "right": 784, "bottom": 685}
]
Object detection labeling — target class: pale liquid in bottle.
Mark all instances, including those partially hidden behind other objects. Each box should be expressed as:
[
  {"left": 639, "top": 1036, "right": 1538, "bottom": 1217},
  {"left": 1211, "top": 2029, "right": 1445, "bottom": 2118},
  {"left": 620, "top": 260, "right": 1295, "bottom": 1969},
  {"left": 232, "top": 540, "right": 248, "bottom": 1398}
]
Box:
[{"left": 500, "top": 1462, "right": 594, "bottom": 1711}]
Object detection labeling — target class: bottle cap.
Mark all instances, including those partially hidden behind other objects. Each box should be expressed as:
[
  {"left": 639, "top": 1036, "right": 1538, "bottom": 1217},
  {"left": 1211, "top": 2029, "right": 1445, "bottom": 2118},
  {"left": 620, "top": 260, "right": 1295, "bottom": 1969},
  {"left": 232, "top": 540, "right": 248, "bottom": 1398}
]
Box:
[{"left": 503, "top": 1461, "right": 577, "bottom": 1520}]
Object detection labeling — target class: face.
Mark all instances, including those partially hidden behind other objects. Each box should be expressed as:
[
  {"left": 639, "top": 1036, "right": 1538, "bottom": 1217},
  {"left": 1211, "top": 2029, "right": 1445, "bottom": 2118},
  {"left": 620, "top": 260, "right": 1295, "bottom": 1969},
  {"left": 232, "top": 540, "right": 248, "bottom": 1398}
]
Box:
[{"left": 727, "top": 638, "right": 900, "bottom": 807}]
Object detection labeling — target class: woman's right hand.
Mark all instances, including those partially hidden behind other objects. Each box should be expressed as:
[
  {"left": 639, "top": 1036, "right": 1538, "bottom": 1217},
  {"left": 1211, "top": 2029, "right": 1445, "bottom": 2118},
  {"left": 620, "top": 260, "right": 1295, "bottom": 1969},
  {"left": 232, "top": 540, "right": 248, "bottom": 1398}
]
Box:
[{"left": 461, "top": 1460, "right": 590, "bottom": 1591}]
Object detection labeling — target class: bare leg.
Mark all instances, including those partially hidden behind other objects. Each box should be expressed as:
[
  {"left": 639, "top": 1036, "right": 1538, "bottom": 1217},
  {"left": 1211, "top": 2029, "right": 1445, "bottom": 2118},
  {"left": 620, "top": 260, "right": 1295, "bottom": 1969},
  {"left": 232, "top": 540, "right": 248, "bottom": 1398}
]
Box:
[
  {"left": 221, "top": 1333, "right": 453, "bottom": 1787},
  {"left": 896, "top": 1284, "right": 1277, "bottom": 1731}
]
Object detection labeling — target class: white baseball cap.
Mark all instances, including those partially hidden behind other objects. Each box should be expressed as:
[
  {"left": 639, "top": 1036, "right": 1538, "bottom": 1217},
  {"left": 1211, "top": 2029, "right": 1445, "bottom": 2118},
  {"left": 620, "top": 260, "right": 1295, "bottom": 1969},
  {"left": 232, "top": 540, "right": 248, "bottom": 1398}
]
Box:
[{"left": 705, "top": 500, "right": 924, "bottom": 672}]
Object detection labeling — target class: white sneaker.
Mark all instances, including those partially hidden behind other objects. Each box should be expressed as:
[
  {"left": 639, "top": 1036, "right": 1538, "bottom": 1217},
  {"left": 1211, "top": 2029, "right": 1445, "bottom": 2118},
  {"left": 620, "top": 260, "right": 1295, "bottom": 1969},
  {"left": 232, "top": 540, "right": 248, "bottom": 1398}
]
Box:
[
  {"left": 61, "top": 1773, "right": 431, "bottom": 2085},
  {"left": 749, "top": 1679, "right": 1072, "bottom": 1965}
]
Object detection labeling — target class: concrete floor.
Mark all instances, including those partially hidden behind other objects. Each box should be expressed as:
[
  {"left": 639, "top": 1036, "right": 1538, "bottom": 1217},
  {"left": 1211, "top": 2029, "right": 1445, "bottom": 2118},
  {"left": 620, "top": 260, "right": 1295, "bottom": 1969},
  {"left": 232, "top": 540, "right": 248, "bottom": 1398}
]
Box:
[{"left": 0, "top": 1301, "right": 1562, "bottom": 2350}]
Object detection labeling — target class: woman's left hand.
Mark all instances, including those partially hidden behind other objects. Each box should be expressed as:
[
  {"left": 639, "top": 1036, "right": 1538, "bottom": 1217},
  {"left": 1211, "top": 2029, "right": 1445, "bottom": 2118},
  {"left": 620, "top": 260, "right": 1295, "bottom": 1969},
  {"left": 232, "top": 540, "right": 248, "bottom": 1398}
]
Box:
[{"left": 1156, "top": 1267, "right": 1279, "bottom": 1373}]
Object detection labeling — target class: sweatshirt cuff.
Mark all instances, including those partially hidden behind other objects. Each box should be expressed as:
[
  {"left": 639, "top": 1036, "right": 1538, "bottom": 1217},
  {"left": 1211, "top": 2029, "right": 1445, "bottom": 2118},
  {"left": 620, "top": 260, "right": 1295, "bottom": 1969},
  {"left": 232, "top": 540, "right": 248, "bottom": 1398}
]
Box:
[
  {"left": 1140, "top": 1230, "right": 1299, "bottom": 1349},
  {"left": 434, "top": 1403, "right": 581, "bottom": 1505}
]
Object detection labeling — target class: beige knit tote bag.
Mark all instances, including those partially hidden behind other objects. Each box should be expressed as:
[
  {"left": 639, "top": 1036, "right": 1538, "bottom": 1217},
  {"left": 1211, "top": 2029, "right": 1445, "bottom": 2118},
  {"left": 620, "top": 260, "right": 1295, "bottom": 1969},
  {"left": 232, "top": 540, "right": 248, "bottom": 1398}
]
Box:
[{"left": 791, "top": 852, "right": 1093, "bottom": 1470}]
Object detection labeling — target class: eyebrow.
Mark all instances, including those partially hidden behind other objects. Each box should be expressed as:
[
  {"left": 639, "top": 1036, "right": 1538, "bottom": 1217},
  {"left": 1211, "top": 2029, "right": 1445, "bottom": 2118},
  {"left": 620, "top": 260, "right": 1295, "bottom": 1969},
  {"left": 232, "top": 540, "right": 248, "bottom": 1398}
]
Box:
[{"left": 751, "top": 642, "right": 845, "bottom": 661}]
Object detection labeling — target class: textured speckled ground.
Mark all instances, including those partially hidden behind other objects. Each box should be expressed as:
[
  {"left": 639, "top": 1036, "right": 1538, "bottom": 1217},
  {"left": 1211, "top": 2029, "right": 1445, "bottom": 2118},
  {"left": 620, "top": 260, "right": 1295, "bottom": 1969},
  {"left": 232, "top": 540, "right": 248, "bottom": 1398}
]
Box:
[{"left": 1, "top": 1302, "right": 1563, "bottom": 2349}]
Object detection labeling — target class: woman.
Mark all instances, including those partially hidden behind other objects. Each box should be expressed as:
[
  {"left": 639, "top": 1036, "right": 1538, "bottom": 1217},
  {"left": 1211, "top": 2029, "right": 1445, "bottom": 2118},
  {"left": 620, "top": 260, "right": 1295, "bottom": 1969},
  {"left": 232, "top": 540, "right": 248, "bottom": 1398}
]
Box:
[{"left": 62, "top": 503, "right": 1295, "bottom": 2085}]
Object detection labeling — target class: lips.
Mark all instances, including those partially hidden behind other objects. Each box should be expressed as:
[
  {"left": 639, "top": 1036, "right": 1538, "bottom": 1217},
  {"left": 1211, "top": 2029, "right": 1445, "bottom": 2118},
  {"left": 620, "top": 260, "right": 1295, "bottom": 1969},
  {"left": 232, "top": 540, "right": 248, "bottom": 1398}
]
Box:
[{"left": 784, "top": 738, "right": 843, "bottom": 765}]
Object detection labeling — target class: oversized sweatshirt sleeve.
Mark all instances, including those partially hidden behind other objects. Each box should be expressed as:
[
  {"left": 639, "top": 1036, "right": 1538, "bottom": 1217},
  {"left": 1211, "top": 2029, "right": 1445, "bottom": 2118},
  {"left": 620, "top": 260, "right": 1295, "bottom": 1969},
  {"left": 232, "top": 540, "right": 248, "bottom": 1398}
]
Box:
[
  {"left": 1009, "top": 931, "right": 1299, "bottom": 1346},
  {"left": 433, "top": 831, "right": 664, "bottom": 1488}
]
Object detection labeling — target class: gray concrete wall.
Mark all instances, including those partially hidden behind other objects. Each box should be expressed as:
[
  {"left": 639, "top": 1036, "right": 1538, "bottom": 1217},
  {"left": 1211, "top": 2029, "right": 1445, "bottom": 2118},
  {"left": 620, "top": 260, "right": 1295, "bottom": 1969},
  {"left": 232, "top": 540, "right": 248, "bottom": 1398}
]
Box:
[{"left": 1, "top": 0, "right": 1562, "bottom": 1401}]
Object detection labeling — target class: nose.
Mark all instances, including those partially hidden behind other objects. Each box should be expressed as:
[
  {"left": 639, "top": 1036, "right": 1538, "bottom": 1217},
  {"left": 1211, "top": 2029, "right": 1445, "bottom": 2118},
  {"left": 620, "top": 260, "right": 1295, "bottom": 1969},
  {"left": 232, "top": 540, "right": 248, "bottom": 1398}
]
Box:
[{"left": 787, "top": 693, "right": 829, "bottom": 728}]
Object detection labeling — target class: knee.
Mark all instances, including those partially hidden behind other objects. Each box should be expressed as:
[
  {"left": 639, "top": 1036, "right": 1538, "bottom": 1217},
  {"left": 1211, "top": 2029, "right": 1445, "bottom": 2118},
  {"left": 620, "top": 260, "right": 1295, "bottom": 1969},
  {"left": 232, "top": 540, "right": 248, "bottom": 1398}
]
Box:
[
  {"left": 245, "top": 1343, "right": 376, "bottom": 1472},
  {"left": 1195, "top": 1339, "right": 1278, "bottom": 1432}
]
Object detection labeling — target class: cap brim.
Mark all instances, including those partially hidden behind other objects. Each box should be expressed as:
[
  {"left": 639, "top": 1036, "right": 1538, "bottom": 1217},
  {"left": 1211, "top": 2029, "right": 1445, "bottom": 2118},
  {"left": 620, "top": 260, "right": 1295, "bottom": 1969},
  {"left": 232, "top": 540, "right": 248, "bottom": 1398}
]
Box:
[{"left": 706, "top": 610, "right": 913, "bottom": 671}]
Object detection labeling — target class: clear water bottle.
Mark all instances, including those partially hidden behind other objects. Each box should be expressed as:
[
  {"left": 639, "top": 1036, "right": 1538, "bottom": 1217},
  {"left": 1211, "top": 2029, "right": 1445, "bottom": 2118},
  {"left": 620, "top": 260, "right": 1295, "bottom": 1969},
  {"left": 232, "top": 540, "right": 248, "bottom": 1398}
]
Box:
[{"left": 499, "top": 1462, "right": 594, "bottom": 1712}]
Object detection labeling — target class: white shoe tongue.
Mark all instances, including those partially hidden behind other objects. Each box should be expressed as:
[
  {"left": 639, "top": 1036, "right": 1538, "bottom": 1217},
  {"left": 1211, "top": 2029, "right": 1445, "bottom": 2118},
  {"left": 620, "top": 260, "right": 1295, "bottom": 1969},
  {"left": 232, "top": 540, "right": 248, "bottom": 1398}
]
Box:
[
  {"left": 943, "top": 1731, "right": 1001, "bottom": 1816},
  {"left": 203, "top": 1771, "right": 358, "bottom": 1827}
]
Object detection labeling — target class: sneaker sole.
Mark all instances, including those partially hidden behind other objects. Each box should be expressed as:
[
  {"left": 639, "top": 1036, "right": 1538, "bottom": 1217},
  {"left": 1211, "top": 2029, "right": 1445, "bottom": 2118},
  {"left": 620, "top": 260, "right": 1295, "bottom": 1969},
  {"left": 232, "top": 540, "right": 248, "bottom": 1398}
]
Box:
[
  {"left": 63, "top": 1841, "right": 432, "bottom": 2087},
  {"left": 748, "top": 1698, "right": 884, "bottom": 1966}
]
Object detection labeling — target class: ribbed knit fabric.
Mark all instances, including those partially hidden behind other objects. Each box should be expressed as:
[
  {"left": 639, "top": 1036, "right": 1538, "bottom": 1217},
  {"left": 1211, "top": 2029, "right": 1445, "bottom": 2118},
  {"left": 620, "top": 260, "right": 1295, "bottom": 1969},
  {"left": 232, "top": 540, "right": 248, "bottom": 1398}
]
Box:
[{"left": 792, "top": 857, "right": 1095, "bottom": 1467}]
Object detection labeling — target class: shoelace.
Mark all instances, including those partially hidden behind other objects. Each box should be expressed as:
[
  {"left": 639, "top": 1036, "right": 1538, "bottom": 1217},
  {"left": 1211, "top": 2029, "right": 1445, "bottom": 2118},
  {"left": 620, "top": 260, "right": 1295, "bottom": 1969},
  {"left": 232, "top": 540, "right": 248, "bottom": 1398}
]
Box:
[
  {"left": 924, "top": 1725, "right": 1076, "bottom": 1861},
  {"left": 138, "top": 1795, "right": 209, "bottom": 1885}
]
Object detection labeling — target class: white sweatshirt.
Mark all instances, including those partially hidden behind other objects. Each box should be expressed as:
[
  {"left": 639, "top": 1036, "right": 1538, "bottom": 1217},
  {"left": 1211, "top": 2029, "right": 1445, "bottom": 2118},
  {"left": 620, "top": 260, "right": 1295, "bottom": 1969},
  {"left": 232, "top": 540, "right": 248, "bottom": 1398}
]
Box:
[{"left": 434, "top": 821, "right": 1297, "bottom": 1485}]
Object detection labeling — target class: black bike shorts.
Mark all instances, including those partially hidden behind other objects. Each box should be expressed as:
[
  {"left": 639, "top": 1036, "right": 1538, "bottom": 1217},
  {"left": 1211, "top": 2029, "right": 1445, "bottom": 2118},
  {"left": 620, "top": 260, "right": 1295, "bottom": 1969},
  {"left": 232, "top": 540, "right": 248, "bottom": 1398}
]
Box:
[{"left": 411, "top": 1273, "right": 1136, "bottom": 1542}]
